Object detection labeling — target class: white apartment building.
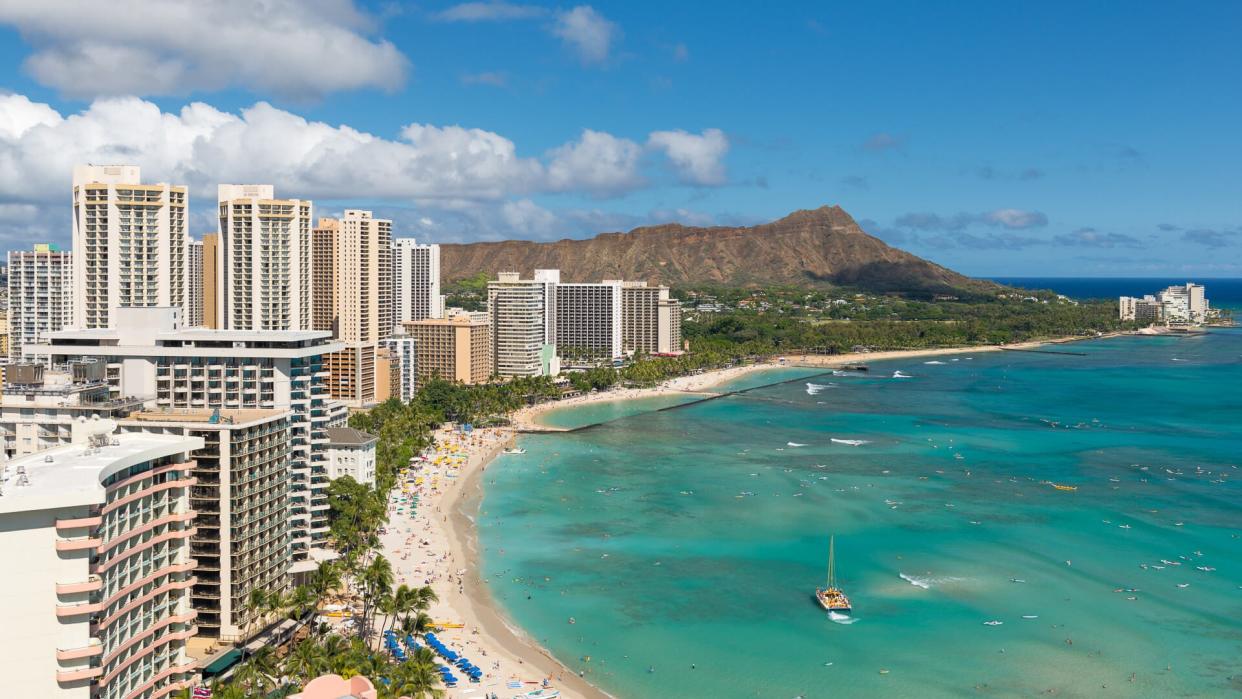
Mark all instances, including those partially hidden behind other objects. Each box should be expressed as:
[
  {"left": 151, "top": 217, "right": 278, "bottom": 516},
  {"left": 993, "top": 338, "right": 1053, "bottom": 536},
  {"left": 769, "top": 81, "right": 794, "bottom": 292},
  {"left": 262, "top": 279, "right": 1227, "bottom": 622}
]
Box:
[
  {"left": 488, "top": 270, "right": 560, "bottom": 377},
  {"left": 0, "top": 426, "right": 203, "bottom": 699},
  {"left": 26, "top": 307, "right": 346, "bottom": 565},
  {"left": 380, "top": 334, "right": 418, "bottom": 401},
  {"left": 0, "top": 363, "right": 145, "bottom": 458},
  {"left": 324, "top": 427, "right": 378, "bottom": 486},
  {"left": 217, "top": 184, "right": 313, "bottom": 331},
  {"left": 120, "top": 408, "right": 293, "bottom": 643},
  {"left": 621, "top": 281, "right": 683, "bottom": 355},
  {"left": 555, "top": 281, "right": 622, "bottom": 364},
  {"left": 392, "top": 238, "right": 443, "bottom": 326},
  {"left": 187, "top": 239, "right": 204, "bottom": 327},
  {"left": 7, "top": 244, "right": 73, "bottom": 363},
  {"left": 72, "top": 165, "right": 190, "bottom": 329},
  {"left": 1157, "top": 282, "right": 1209, "bottom": 325}
]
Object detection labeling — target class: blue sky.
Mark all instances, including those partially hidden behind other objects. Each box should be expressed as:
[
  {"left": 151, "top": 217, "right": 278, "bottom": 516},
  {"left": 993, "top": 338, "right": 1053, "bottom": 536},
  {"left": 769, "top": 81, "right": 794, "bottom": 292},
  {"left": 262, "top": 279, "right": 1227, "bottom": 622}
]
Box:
[{"left": 0, "top": 1, "right": 1239, "bottom": 276}]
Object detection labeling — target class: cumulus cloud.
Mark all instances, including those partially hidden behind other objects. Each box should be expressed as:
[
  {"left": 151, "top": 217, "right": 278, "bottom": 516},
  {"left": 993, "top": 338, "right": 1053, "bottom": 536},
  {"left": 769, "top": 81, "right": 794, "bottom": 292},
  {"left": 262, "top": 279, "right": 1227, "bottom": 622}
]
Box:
[
  {"left": 552, "top": 6, "right": 619, "bottom": 64},
  {"left": 647, "top": 128, "right": 729, "bottom": 185},
  {"left": 896, "top": 209, "right": 1046, "bottom": 231},
  {"left": 0, "top": 92, "right": 733, "bottom": 245},
  {"left": 0, "top": 0, "right": 408, "bottom": 98},
  {"left": 546, "top": 129, "right": 644, "bottom": 195},
  {"left": 1052, "top": 227, "right": 1143, "bottom": 248},
  {"left": 432, "top": 2, "right": 547, "bottom": 21}
]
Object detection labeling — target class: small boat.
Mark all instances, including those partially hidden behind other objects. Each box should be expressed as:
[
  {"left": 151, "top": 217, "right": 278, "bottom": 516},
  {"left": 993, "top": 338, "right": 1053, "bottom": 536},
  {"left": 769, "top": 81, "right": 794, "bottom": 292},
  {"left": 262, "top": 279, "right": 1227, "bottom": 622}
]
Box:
[
  {"left": 815, "top": 535, "right": 852, "bottom": 613},
  {"left": 503, "top": 448, "right": 527, "bottom": 455},
  {"left": 1021, "top": 615, "right": 1039, "bottom": 619},
  {"left": 1176, "top": 583, "right": 1190, "bottom": 588},
  {"left": 1051, "top": 483, "right": 1077, "bottom": 491}
]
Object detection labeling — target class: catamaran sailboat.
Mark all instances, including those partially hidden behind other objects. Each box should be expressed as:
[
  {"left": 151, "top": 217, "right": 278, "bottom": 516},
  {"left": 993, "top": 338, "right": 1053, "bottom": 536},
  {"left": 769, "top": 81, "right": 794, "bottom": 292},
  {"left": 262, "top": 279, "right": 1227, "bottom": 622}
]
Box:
[{"left": 815, "top": 535, "right": 852, "bottom": 613}]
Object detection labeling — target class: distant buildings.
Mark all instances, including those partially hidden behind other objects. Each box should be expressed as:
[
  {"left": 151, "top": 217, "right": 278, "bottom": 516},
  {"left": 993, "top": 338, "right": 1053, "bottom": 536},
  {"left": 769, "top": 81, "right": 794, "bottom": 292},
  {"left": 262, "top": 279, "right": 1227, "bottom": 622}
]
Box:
[
  {"left": 1120, "top": 282, "right": 1210, "bottom": 325},
  {"left": 217, "top": 184, "right": 313, "bottom": 331},
  {"left": 488, "top": 270, "right": 560, "bottom": 377},
  {"left": 7, "top": 243, "right": 72, "bottom": 363},
  {"left": 404, "top": 310, "right": 491, "bottom": 385},
  {"left": 72, "top": 165, "right": 190, "bottom": 329},
  {"left": 0, "top": 426, "right": 203, "bottom": 699}
]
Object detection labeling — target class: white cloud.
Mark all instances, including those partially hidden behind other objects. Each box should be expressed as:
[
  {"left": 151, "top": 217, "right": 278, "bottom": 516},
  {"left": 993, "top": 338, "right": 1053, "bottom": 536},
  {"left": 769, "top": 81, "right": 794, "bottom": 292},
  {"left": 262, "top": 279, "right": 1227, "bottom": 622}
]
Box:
[
  {"left": 546, "top": 129, "right": 644, "bottom": 195},
  {"left": 460, "top": 71, "right": 508, "bottom": 87},
  {"left": 0, "top": 0, "right": 408, "bottom": 98},
  {"left": 984, "top": 208, "right": 1048, "bottom": 229},
  {"left": 647, "top": 128, "right": 729, "bottom": 185},
  {"left": 433, "top": 2, "right": 547, "bottom": 22},
  {"left": 0, "top": 93, "right": 730, "bottom": 213},
  {"left": 552, "top": 6, "right": 618, "bottom": 64}
]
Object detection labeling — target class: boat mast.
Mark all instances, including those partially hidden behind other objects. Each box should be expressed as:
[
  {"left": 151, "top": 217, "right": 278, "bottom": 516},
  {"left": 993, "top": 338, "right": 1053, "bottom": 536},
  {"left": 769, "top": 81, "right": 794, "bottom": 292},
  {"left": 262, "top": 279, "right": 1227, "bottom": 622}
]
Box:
[{"left": 827, "top": 535, "right": 836, "bottom": 589}]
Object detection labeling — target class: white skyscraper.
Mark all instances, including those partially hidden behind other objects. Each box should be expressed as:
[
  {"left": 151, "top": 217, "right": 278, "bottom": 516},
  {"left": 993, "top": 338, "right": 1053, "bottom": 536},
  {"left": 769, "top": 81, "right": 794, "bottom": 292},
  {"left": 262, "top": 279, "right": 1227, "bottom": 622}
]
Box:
[
  {"left": 7, "top": 244, "right": 73, "bottom": 363},
  {"left": 392, "top": 238, "right": 443, "bottom": 327},
  {"left": 217, "top": 184, "right": 313, "bottom": 331},
  {"left": 71, "top": 164, "right": 190, "bottom": 329},
  {"left": 488, "top": 270, "right": 559, "bottom": 377}
]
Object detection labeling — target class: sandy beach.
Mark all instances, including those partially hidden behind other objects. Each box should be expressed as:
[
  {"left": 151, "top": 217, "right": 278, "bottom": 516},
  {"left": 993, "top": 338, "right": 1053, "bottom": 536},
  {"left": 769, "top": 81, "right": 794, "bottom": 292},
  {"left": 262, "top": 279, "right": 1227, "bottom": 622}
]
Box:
[
  {"left": 376, "top": 334, "right": 1112, "bottom": 698},
  {"left": 379, "top": 426, "right": 612, "bottom": 699}
]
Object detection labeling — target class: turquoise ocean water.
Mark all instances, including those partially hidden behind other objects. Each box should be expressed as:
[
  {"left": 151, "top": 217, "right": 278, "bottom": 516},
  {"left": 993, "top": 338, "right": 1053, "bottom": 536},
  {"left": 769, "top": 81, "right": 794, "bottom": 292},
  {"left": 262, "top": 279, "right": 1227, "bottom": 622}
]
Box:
[{"left": 478, "top": 334, "right": 1242, "bottom": 698}]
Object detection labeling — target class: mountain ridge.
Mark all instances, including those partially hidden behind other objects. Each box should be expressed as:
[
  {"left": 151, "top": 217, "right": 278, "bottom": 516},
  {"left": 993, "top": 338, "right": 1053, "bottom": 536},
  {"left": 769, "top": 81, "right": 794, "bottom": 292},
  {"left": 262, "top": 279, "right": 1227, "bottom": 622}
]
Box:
[{"left": 439, "top": 205, "right": 993, "bottom": 295}]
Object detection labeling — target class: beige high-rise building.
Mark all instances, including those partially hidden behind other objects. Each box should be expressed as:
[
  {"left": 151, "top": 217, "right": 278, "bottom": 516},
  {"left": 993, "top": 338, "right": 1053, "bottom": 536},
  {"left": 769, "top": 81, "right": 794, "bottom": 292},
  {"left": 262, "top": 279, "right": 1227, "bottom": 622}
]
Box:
[
  {"left": 216, "top": 184, "right": 313, "bottom": 331},
  {"left": 71, "top": 165, "right": 189, "bottom": 329},
  {"left": 7, "top": 244, "right": 73, "bottom": 363},
  {"left": 621, "top": 281, "right": 683, "bottom": 354},
  {"left": 202, "top": 233, "right": 220, "bottom": 328},
  {"left": 311, "top": 218, "right": 339, "bottom": 334},
  {"left": 120, "top": 408, "right": 293, "bottom": 643},
  {"left": 404, "top": 310, "right": 491, "bottom": 384},
  {"left": 317, "top": 211, "right": 392, "bottom": 407}
]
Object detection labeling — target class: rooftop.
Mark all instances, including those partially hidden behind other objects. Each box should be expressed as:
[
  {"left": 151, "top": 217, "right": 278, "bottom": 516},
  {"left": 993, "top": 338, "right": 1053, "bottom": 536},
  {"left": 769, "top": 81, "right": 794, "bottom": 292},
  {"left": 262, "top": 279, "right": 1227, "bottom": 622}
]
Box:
[
  {"left": 123, "top": 408, "right": 291, "bottom": 427},
  {"left": 325, "top": 427, "right": 377, "bottom": 446},
  {"left": 0, "top": 429, "right": 203, "bottom": 514}
]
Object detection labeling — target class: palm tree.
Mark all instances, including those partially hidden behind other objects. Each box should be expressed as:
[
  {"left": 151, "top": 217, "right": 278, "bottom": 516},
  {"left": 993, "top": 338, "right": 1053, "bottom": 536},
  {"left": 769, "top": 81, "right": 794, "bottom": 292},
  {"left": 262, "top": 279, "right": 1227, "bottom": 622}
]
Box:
[
  {"left": 240, "top": 588, "right": 269, "bottom": 662},
  {"left": 282, "top": 637, "right": 326, "bottom": 684},
  {"left": 389, "top": 647, "right": 444, "bottom": 699},
  {"left": 359, "top": 555, "right": 393, "bottom": 642}
]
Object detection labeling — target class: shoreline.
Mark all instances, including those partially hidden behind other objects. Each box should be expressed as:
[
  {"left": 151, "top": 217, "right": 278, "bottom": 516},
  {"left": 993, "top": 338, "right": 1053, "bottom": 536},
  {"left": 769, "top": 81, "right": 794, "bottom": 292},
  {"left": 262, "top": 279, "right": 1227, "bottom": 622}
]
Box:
[
  {"left": 512, "top": 333, "right": 1120, "bottom": 431},
  {"left": 380, "top": 331, "right": 1133, "bottom": 699}
]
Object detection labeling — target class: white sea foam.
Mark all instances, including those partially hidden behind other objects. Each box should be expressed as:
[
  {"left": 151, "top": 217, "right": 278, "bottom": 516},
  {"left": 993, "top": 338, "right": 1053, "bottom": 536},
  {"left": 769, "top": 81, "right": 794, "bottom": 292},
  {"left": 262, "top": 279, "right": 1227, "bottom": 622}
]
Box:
[
  {"left": 900, "top": 573, "right": 966, "bottom": 589},
  {"left": 892, "top": 370, "right": 912, "bottom": 379},
  {"left": 828, "top": 611, "right": 857, "bottom": 624},
  {"left": 787, "top": 442, "right": 808, "bottom": 448},
  {"left": 805, "top": 382, "right": 834, "bottom": 395},
  {"left": 924, "top": 360, "right": 946, "bottom": 365},
  {"left": 831, "top": 438, "right": 870, "bottom": 446}
]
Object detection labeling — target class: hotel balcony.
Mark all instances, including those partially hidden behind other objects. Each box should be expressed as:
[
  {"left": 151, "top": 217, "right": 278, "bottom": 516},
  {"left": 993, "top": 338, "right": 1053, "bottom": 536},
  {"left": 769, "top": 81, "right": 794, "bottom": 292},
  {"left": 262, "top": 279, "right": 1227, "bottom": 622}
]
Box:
[
  {"left": 56, "top": 576, "right": 103, "bottom": 595},
  {"left": 56, "top": 666, "right": 103, "bottom": 683},
  {"left": 55, "top": 536, "right": 102, "bottom": 552},
  {"left": 54, "top": 515, "right": 102, "bottom": 532},
  {"left": 56, "top": 638, "right": 103, "bottom": 661},
  {"left": 55, "top": 600, "right": 103, "bottom": 618}
]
